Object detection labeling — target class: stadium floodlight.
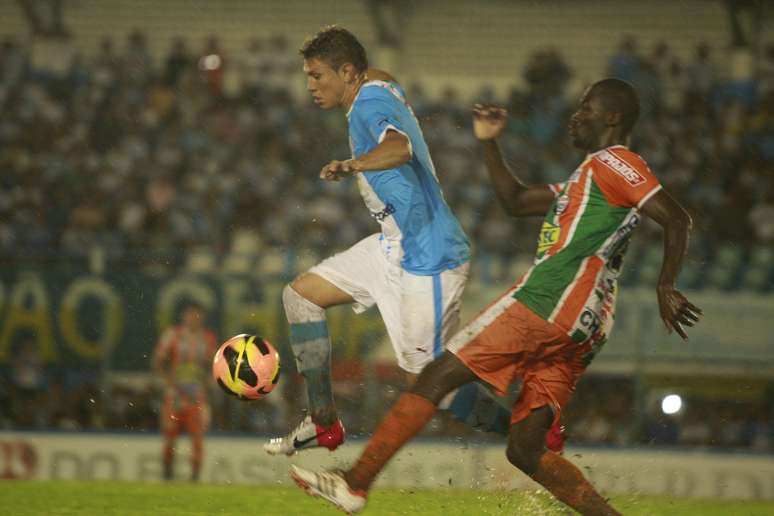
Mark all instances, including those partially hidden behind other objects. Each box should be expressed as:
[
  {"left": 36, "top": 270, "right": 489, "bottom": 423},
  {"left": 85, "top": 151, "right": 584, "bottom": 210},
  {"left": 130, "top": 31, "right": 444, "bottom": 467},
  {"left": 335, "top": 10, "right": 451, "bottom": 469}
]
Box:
[
  {"left": 661, "top": 394, "right": 683, "bottom": 415},
  {"left": 200, "top": 54, "right": 222, "bottom": 71}
]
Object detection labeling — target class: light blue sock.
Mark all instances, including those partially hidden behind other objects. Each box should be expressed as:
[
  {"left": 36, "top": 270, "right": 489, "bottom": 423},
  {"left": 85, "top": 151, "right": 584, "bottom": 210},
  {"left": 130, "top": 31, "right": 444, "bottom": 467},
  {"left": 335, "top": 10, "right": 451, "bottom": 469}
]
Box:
[
  {"left": 283, "top": 285, "right": 336, "bottom": 425},
  {"left": 447, "top": 382, "right": 511, "bottom": 436}
]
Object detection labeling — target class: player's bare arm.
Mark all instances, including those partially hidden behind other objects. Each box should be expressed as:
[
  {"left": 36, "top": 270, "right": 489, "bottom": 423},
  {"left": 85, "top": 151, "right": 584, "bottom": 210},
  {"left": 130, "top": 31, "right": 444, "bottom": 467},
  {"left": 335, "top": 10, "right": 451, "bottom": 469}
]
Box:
[
  {"left": 320, "top": 130, "right": 411, "bottom": 180},
  {"left": 152, "top": 344, "right": 173, "bottom": 387},
  {"left": 473, "top": 104, "right": 555, "bottom": 217},
  {"left": 640, "top": 189, "right": 703, "bottom": 340}
]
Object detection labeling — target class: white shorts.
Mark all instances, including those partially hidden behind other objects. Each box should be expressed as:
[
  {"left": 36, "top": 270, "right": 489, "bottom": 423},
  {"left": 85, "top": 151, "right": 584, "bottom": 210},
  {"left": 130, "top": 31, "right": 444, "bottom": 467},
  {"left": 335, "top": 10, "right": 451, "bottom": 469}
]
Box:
[{"left": 309, "top": 233, "right": 470, "bottom": 373}]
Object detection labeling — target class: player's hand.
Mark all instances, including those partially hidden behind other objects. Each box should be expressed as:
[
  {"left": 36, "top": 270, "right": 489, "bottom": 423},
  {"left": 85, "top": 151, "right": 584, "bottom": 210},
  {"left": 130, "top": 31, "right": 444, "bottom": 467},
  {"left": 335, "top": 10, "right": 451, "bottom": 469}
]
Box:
[
  {"left": 473, "top": 104, "right": 508, "bottom": 141},
  {"left": 320, "top": 159, "right": 358, "bottom": 181},
  {"left": 656, "top": 284, "right": 702, "bottom": 340}
]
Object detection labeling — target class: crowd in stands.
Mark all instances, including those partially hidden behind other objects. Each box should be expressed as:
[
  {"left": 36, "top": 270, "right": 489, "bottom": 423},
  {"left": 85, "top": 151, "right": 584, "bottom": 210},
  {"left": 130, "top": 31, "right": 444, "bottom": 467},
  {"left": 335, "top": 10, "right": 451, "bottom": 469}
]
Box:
[
  {"left": 1, "top": 31, "right": 773, "bottom": 286},
  {"left": 1, "top": 30, "right": 773, "bottom": 447}
]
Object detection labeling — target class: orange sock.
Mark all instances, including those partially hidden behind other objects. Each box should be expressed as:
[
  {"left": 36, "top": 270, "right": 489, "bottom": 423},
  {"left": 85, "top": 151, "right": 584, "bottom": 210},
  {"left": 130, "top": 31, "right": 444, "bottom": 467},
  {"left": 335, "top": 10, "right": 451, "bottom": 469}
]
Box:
[
  {"left": 531, "top": 451, "right": 620, "bottom": 516},
  {"left": 345, "top": 393, "right": 436, "bottom": 491}
]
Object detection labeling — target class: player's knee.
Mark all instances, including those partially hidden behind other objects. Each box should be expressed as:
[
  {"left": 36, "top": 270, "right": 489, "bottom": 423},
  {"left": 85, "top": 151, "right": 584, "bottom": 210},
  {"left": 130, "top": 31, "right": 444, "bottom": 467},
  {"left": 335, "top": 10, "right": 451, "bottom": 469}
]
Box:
[
  {"left": 506, "top": 440, "right": 541, "bottom": 475},
  {"left": 283, "top": 282, "right": 325, "bottom": 319},
  {"left": 411, "top": 352, "right": 469, "bottom": 404},
  {"left": 282, "top": 283, "right": 302, "bottom": 309}
]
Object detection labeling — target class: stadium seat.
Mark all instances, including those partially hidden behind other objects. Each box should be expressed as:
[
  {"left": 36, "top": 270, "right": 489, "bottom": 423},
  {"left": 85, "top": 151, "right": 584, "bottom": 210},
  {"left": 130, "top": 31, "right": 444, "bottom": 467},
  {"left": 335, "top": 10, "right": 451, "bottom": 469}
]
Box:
[
  {"left": 714, "top": 244, "right": 744, "bottom": 269},
  {"left": 634, "top": 247, "right": 663, "bottom": 286},
  {"left": 676, "top": 260, "right": 701, "bottom": 290},
  {"left": 185, "top": 248, "right": 217, "bottom": 273},
  {"left": 256, "top": 248, "right": 288, "bottom": 278},
  {"left": 230, "top": 229, "right": 263, "bottom": 257},
  {"left": 294, "top": 249, "right": 319, "bottom": 276},
  {"left": 222, "top": 253, "right": 255, "bottom": 274},
  {"left": 741, "top": 267, "right": 770, "bottom": 292},
  {"left": 750, "top": 246, "right": 773, "bottom": 268}
]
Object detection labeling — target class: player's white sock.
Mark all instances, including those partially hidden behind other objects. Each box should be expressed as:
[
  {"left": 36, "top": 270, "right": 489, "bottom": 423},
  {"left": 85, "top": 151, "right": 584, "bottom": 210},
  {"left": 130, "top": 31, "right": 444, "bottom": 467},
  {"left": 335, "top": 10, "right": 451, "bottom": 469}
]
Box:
[{"left": 283, "top": 284, "right": 335, "bottom": 423}]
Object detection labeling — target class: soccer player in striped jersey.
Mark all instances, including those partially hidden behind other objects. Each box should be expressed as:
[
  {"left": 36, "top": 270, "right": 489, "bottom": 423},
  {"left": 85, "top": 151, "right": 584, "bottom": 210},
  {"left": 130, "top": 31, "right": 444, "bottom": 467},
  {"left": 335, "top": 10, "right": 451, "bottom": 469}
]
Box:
[
  {"left": 266, "top": 26, "right": 562, "bottom": 457},
  {"left": 153, "top": 301, "right": 217, "bottom": 481},
  {"left": 290, "top": 79, "right": 702, "bottom": 515}
]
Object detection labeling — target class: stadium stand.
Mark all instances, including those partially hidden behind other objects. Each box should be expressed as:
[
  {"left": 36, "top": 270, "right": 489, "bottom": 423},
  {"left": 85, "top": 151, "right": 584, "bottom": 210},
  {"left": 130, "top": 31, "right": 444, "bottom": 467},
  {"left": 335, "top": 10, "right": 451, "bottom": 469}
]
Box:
[{"left": 1, "top": 0, "right": 772, "bottom": 450}]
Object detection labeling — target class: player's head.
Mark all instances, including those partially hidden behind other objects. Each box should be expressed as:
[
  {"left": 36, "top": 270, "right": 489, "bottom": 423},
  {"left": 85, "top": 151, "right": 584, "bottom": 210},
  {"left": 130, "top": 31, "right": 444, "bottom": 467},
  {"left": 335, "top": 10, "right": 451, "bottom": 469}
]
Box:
[
  {"left": 180, "top": 301, "right": 206, "bottom": 329},
  {"left": 569, "top": 78, "right": 640, "bottom": 152},
  {"left": 300, "top": 26, "right": 368, "bottom": 109}
]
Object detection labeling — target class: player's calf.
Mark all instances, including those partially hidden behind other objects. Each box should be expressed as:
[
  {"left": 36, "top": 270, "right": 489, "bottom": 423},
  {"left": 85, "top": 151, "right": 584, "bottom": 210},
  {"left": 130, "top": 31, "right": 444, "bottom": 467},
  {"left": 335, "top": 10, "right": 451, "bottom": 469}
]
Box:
[{"left": 506, "top": 406, "right": 554, "bottom": 474}]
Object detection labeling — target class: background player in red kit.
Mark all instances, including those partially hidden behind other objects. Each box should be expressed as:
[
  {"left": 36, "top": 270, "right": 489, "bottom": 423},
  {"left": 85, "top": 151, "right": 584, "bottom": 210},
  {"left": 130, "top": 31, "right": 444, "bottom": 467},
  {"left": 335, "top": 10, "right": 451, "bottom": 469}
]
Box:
[
  {"left": 153, "top": 301, "right": 217, "bottom": 481},
  {"left": 289, "top": 78, "right": 703, "bottom": 515}
]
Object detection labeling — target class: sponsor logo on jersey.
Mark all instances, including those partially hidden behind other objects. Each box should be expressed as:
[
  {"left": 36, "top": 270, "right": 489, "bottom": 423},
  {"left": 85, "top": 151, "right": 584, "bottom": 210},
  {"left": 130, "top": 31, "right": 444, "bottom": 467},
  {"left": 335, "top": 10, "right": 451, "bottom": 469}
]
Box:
[
  {"left": 537, "top": 221, "right": 561, "bottom": 254},
  {"left": 555, "top": 194, "right": 570, "bottom": 214},
  {"left": 600, "top": 213, "right": 640, "bottom": 259},
  {"left": 579, "top": 307, "right": 602, "bottom": 335},
  {"left": 371, "top": 202, "right": 396, "bottom": 222},
  {"left": 597, "top": 150, "right": 646, "bottom": 186}
]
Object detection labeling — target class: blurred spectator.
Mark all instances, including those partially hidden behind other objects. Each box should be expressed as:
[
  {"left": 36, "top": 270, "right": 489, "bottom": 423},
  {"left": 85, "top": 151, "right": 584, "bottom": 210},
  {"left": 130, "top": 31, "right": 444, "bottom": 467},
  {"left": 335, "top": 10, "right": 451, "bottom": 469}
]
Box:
[
  {"left": 758, "top": 44, "right": 774, "bottom": 96},
  {"left": 0, "top": 38, "right": 27, "bottom": 90},
  {"left": 9, "top": 339, "right": 46, "bottom": 427},
  {"left": 239, "top": 38, "right": 271, "bottom": 98},
  {"left": 267, "top": 35, "right": 297, "bottom": 94},
  {"left": 198, "top": 35, "right": 225, "bottom": 97},
  {"left": 164, "top": 37, "right": 191, "bottom": 87},
  {"left": 749, "top": 184, "right": 774, "bottom": 243},
  {"left": 686, "top": 43, "right": 717, "bottom": 98},
  {"left": 648, "top": 41, "right": 672, "bottom": 79},
  {"left": 524, "top": 49, "right": 572, "bottom": 99},
  {"left": 17, "top": 0, "right": 69, "bottom": 38},
  {"left": 608, "top": 35, "right": 640, "bottom": 82},
  {"left": 124, "top": 29, "right": 153, "bottom": 85},
  {"left": 0, "top": 35, "right": 771, "bottom": 283}
]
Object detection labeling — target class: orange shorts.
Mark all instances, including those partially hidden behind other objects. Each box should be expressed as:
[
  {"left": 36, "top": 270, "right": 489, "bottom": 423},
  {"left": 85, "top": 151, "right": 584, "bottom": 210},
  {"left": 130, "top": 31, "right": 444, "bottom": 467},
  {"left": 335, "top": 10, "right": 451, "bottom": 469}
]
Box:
[
  {"left": 447, "top": 289, "right": 588, "bottom": 426},
  {"left": 161, "top": 393, "right": 210, "bottom": 437}
]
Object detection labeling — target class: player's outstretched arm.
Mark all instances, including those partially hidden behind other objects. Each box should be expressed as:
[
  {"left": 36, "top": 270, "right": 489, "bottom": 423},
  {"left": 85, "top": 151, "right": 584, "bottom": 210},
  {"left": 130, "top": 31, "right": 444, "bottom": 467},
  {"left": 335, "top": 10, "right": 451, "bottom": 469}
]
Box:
[
  {"left": 473, "top": 104, "right": 554, "bottom": 217},
  {"left": 320, "top": 130, "right": 411, "bottom": 180},
  {"left": 640, "top": 189, "right": 703, "bottom": 340}
]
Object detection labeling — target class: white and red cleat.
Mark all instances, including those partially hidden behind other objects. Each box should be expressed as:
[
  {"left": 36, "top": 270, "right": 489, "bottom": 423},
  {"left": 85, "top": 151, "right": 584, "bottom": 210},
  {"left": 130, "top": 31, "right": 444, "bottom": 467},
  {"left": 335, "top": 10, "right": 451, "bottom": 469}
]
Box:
[
  {"left": 290, "top": 465, "right": 367, "bottom": 514},
  {"left": 264, "top": 415, "right": 345, "bottom": 456}
]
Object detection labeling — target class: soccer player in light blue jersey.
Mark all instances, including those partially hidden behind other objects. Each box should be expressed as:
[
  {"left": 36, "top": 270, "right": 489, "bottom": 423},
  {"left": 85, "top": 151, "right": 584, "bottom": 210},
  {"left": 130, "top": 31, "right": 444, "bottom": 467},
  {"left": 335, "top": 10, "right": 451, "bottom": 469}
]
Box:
[{"left": 264, "top": 26, "right": 528, "bottom": 456}]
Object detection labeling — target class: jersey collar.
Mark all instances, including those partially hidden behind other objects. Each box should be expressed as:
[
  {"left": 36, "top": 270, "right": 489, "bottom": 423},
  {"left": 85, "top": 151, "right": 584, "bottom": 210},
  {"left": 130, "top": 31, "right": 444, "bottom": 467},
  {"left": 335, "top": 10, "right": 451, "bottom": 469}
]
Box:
[
  {"left": 345, "top": 80, "right": 400, "bottom": 119},
  {"left": 586, "top": 144, "right": 628, "bottom": 159}
]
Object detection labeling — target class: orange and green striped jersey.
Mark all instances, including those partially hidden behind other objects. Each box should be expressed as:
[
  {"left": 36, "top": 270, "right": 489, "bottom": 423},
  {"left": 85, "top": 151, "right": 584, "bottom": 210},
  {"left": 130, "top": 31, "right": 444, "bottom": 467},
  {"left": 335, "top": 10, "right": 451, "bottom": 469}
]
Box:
[
  {"left": 513, "top": 145, "right": 662, "bottom": 347},
  {"left": 155, "top": 326, "right": 218, "bottom": 399}
]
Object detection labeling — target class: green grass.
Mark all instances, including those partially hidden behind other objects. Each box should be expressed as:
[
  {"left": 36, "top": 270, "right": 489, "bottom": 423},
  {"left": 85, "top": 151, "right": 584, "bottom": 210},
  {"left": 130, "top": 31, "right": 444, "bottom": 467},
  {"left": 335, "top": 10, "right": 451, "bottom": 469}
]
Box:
[{"left": 0, "top": 481, "right": 772, "bottom": 515}]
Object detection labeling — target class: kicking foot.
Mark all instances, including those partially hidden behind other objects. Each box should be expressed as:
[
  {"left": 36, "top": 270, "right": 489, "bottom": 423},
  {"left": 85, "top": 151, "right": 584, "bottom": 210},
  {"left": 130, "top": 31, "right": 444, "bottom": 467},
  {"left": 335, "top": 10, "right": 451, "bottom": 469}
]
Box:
[
  {"left": 264, "top": 415, "right": 345, "bottom": 456},
  {"left": 290, "top": 465, "right": 367, "bottom": 514}
]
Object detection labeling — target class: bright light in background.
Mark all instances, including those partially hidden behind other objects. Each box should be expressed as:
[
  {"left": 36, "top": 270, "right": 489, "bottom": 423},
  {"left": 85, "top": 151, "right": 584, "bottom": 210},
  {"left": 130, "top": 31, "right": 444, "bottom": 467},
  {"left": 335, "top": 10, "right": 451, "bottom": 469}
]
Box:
[
  {"left": 199, "top": 54, "right": 222, "bottom": 71},
  {"left": 661, "top": 394, "right": 683, "bottom": 415}
]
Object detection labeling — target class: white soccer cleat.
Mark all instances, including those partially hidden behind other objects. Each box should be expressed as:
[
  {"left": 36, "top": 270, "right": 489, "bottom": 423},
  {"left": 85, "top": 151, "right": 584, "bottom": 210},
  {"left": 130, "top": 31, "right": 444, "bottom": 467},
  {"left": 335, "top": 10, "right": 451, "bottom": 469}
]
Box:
[
  {"left": 289, "top": 465, "right": 367, "bottom": 514},
  {"left": 263, "top": 415, "right": 345, "bottom": 456}
]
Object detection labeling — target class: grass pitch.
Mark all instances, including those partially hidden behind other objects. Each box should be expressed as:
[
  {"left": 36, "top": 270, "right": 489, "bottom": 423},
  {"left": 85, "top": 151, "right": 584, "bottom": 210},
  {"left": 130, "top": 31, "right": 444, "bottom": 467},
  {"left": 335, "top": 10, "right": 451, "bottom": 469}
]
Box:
[{"left": 1, "top": 481, "right": 772, "bottom": 515}]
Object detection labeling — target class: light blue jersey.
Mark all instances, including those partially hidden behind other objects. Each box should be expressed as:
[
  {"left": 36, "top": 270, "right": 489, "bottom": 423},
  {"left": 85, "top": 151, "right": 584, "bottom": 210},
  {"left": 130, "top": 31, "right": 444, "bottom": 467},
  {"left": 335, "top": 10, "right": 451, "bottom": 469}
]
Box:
[{"left": 347, "top": 80, "right": 470, "bottom": 275}]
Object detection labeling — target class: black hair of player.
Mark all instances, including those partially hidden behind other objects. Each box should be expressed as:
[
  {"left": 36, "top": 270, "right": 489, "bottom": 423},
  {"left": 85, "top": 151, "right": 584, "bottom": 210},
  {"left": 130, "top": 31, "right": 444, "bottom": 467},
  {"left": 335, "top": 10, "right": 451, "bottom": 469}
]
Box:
[
  {"left": 589, "top": 78, "right": 640, "bottom": 134},
  {"left": 180, "top": 299, "right": 205, "bottom": 313},
  {"left": 300, "top": 25, "right": 368, "bottom": 73}
]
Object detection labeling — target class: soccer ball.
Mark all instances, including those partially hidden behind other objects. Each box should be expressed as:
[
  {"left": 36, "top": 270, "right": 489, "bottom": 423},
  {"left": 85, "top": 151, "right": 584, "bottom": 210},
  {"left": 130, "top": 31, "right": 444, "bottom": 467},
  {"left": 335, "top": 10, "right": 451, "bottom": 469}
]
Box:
[{"left": 212, "top": 334, "right": 280, "bottom": 400}]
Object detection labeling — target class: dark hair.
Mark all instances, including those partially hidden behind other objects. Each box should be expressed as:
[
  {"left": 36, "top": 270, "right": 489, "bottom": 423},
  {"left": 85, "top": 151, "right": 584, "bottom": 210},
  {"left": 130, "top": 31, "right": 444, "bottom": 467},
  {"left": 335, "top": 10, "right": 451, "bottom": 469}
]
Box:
[
  {"left": 181, "top": 299, "right": 205, "bottom": 313},
  {"left": 589, "top": 78, "right": 640, "bottom": 133},
  {"left": 299, "top": 26, "right": 368, "bottom": 73}
]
